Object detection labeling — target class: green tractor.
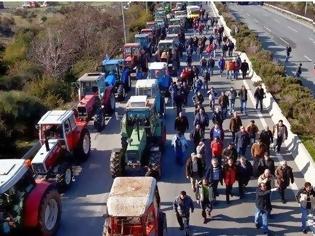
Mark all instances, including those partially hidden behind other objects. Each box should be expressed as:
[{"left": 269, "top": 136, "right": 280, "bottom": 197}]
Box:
[{"left": 110, "top": 95, "right": 166, "bottom": 179}]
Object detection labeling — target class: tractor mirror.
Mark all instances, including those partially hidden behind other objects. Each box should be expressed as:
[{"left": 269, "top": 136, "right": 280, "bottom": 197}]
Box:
[{"left": 35, "top": 124, "right": 39, "bottom": 130}]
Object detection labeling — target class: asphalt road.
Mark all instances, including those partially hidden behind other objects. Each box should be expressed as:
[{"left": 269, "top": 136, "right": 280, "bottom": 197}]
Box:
[
  {"left": 56, "top": 3, "right": 313, "bottom": 236},
  {"left": 227, "top": 3, "right": 315, "bottom": 95}
]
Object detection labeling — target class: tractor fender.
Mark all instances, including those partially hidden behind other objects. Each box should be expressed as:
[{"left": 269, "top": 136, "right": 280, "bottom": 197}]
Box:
[
  {"left": 23, "top": 180, "right": 55, "bottom": 228},
  {"left": 102, "top": 86, "right": 114, "bottom": 106}
]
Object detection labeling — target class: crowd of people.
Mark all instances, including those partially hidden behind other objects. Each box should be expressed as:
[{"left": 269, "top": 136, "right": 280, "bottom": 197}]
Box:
[{"left": 168, "top": 3, "right": 312, "bottom": 236}]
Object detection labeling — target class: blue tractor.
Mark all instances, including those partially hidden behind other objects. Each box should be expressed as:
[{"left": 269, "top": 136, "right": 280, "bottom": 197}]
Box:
[
  {"left": 100, "top": 58, "right": 132, "bottom": 102},
  {"left": 135, "top": 33, "right": 152, "bottom": 56}
]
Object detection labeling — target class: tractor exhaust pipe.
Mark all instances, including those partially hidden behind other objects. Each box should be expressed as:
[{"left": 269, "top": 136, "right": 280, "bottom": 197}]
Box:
[{"left": 45, "top": 138, "right": 50, "bottom": 152}]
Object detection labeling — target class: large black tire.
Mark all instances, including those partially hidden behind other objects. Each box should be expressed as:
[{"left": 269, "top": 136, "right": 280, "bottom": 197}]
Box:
[
  {"left": 94, "top": 108, "right": 105, "bottom": 132},
  {"left": 56, "top": 162, "right": 73, "bottom": 192},
  {"left": 74, "top": 128, "right": 91, "bottom": 162},
  {"left": 38, "top": 188, "right": 61, "bottom": 236},
  {"left": 110, "top": 149, "right": 124, "bottom": 178},
  {"left": 158, "top": 212, "right": 167, "bottom": 236},
  {"left": 116, "top": 85, "right": 125, "bottom": 102},
  {"left": 104, "top": 92, "right": 116, "bottom": 115}
]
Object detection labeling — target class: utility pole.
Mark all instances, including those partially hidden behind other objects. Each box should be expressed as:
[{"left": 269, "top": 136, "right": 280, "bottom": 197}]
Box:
[
  {"left": 121, "top": 2, "right": 127, "bottom": 44},
  {"left": 304, "top": 2, "right": 308, "bottom": 16},
  {"left": 145, "top": 2, "right": 148, "bottom": 13}
]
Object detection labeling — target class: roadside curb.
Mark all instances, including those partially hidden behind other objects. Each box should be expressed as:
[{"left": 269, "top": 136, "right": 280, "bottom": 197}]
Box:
[
  {"left": 264, "top": 3, "right": 315, "bottom": 27},
  {"left": 210, "top": 1, "right": 315, "bottom": 186}
]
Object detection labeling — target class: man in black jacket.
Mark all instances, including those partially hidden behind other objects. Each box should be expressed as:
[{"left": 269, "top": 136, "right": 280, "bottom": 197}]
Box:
[
  {"left": 174, "top": 111, "right": 189, "bottom": 135},
  {"left": 240, "top": 59, "right": 249, "bottom": 79},
  {"left": 259, "top": 126, "right": 273, "bottom": 155},
  {"left": 254, "top": 85, "right": 265, "bottom": 112},
  {"left": 255, "top": 183, "right": 271, "bottom": 234},
  {"left": 237, "top": 156, "right": 253, "bottom": 198}
]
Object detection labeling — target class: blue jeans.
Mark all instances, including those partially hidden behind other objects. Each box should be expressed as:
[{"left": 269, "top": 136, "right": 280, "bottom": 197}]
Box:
[
  {"left": 229, "top": 99, "right": 235, "bottom": 113},
  {"left": 240, "top": 100, "right": 247, "bottom": 114},
  {"left": 237, "top": 147, "right": 246, "bottom": 156},
  {"left": 255, "top": 208, "right": 268, "bottom": 232},
  {"left": 301, "top": 207, "right": 310, "bottom": 230}
]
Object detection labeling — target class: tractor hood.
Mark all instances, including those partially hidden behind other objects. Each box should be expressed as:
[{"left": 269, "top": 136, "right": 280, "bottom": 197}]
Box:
[
  {"left": 78, "top": 94, "right": 95, "bottom": 108},
  {"left": 105, "top": 74, "right": 116, "bottom": 87}
]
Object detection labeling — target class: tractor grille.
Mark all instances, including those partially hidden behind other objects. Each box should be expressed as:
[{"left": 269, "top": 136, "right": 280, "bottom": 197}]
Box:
[
  {"left": 126, "top": 151, "right": 140, "bottom": 168},
  {"left": 32, "top": 163, "right": 47, "bottom": 175},
  {"left": 77, "top": 106, "right": 87, "bottom": 117}
]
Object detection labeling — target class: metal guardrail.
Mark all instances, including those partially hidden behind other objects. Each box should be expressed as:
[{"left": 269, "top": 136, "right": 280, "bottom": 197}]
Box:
[
  {"left": 21, "top": 141, "right": 41, "bottom": 160},
  {"left": 264, "top": 3, "right": 314, "bottom": 26}
]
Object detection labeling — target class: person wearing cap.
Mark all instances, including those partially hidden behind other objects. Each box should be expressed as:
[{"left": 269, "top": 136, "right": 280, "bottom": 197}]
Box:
[
  {"left": 173, "top": 190, "right": 194, "bottom": 231},
  {"left": 246, "top": 120, "right": 259, "bottom": 144},
  {"left": 196, "top": 178, "right": 215, "bottom": 224},
  {"left": 275, "top": 161, "right": 294, "bottom": 204},
  {"left": 186, "top": 153, "right": 204, "bottom": 192}
]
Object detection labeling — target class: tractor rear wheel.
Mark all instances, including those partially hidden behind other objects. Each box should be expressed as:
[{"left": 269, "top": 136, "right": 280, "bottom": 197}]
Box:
[
  {"left": 74, "top": 128, "right": 91, "bottom": 162},
  {"left": 38, "top": 189, "right": 61, "bottom": 236},
  {"left": 56, "top": 162, "right": 73, "bottom": 192},
  {"left": 158, "top": 212, "right": 167, "bottom": 236},
  {"left": 94, "top": 108, "right": 105, "bottom": 132},
  {"left": 110, "top": 149, "right": 124, "bottom": 178}
]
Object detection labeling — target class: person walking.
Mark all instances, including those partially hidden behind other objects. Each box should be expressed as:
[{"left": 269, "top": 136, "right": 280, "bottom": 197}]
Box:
[
  {"left": 235, "top": 126, "right": 250, "bottom": 157},
  {"left": 240, "top": 59, "right": 249, "bottom": 79},
  {"left": 194, "top": 108, "right": 209, "bottom": 134},
  {"left": 238, "top": 85, "right": 248, "bottom": 115},
  {"left": 186, "top": 153, "right": 204, "bottom": 192},
  {"left": 295, "top": 63, "right": 302, "bottom": 78},
  {"left": 226, "top": 60, "right": 235, "bottom": 80},
  {"left": 212, "top": 107, "right": 224, "bottom": 127},
  {"left": 258, "top": 169, "right": 274, "bottom": 217},
  {"left": 228, "top": 40, "right": 235, "bottom": 57},
  {"left": 246, "top": 120, "right": 259, "bottom": 144},
  {"left": 204, "top": 71, "right": 210, "bottom": 91},
  {"left": 196, "top": 179, "right": 215, "bottom": 223},
  {"left": 254, "top": 85, "right": 265, "bottom": 112},
  {"left": 285, "top": 45, "right": 292, "bottom": 62},
  {"left": 255, "top": 182, "right": 272, "bottom": 234},
  {"left": 227, "top": 87, "right": 237, "bottom": 114},
  {"left": 251, "top": 139, "right": 267, "bottom": 177},
  {"left": 237, "top": 156, "right": 253, "bottom": 198},
  {"left": 174, "top": 111, "right": 189, "bottom": 135},
  {"left": 259, "top": 126, "right": 273, "bottom": 155},
  {"left": 223, "top": 158, "right": 237, "bottom": 204},
  {"left": 169, "top": 82, "right": 178, "bottom": 108},
  {"left": 207, "top": 87, "right": 217, "bottom": 112},
  {"left": 205, "top": 158, "right": 223, "bottom": 199},
  {"left": 190, "top": 124, "right": 204, "bottom": 150},
  {"left": 172, "top": 133, "right": 188, "bottom": 165},
  {"left": 218, "top": 91, "right": 229, "bottom": 119},
  {"left": 174, "top": 90, "right": 184, "bottom": 115},
  {"left": 275, "top": 161, "right": 294, "bottom": 204},
  {"left": 222, "top": 142, "right": 238, "bottom": 164},
  {"left": 211, "top": 137, "right": 224, "bottom": 161},
  {"left": 209, "top": 123, "right": 224, "bottom": 142},
  {"left": 218, "top": 56, "right": 225, "bottom": 77},
  {"left": 229, "top": 112, "right": 242, "bottom": 143},
  {"left": 296, "top": 182, "right": 315, "bottom": 234},
  {"left": 173, "top": 191, "right": 194, "bottom": 231},
  {"left": 273, "top": 120, "right": 288, "bottom": 153},
  {"left": 261, "top": 155, "right": 275, "bottom": 176},
  {"left": 208, "top": 56, "right": 215, "bottom": 75}
]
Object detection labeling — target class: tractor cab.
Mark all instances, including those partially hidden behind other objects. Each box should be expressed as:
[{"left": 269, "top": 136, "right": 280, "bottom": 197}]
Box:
[
  {"left": 158, "top": 39, "right": 175, "bottom": 54},
  {"left": 101, "top": 59, "right": 123, "bottom": 79},
  {"left": 135, "top": 33, "right": 151, "bottom": 52},
  {"left": 77, "top": 72, "right": 106, "bottom": 100},
  {"left": 0, "top": 159, "right": 61, "bottom": 235},
  {"left": 146, "top": 21, "right": 157, "bottom": 32},
  {"left": 104, "top": 177, "right": 166, "bottom": 236},
  {"left": 169, "top": 18, "right": 181, "bottom": 26},
  {"left": 141, "top": 29, "right": 154, "bottom": 41},
  {"left": 187, "top": 5, "right": 200, "bottom": 19},
  {"left": 148, "top": 62, "right": 172, "bottom": 98},
  {"left": 124, "top": 43, "right": 141, "bottom": 69},
  {"left": 167, "top": 24, "right": 181, "bottom": 35},
  {"left": 174, "top": 10, "right": 187, "bottom": 18}
]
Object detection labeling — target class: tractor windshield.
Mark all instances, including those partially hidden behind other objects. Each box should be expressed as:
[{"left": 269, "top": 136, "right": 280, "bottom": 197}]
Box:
[
  {"left": 124, "top": 47, "right": 140, "bottom": 57},
  {"left": 104, "top": 64, "right": 118, "bottom": 76},
  {"left": 158, "top": 43, "right": 172, "bottom": 52},
  {"left": 0, "top": 170, "right": 35, "bottom": 235},
  {"left": 39, "top": 124, "right": 64, "bottom": 142},
  {"left": 168, "top": 26, "right": 180, "bottom": 34},
  {"left": 80, "top": 81, "right": 99, "bottom": 96}
]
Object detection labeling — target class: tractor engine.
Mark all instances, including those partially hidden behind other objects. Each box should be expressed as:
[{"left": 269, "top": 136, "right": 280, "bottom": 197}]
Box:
[
  {"left": 77, "top": 94, "right": 101, "bottom": 120},
  {"left": 32, "top": 139, "right": 63, "bottom": 175}
]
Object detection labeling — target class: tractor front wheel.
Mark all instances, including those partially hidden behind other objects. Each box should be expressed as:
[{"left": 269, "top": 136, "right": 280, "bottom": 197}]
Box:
[
  {"left": 75, "top": 129, "right": 91, "bottom": 162},
  {"left": 110, "top": 149, "right": 124, "bottom": 178},
  {"left": 94, "top": 109, "right": 105, "bottom": 132},
  {"left": 158, "top": 212, "right": 167, "bottom": 236},
  {"left": 56, "top": 162, "right": 73, "bottom": 192},
  {"left": 38, "top": 189, "right": 61, "bottom": 236}
]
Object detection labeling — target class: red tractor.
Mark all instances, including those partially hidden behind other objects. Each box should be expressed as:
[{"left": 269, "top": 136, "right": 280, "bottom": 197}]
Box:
[
  {"left": 103, "top": 177, "right": 167, "bottom": 236},
  {"left": 31, "top": 110, "right": 91, "bottom": 191},
  {"left": 0, "top": 159, "right": 61, "bottom": 236},
  {"left": 123, "top": 43, "right": 141, "bottom": 69},
  {"left": 76, "top": 72, "right": 116, "bottom": 131}
]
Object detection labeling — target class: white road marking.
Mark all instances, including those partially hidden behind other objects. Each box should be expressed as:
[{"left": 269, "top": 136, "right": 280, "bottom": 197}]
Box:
[
  {"left": 263, "top": 26, "right": 271, "bottom": 32},
  {"left": 304, "top": 55, "right": 312, "bottom": 62},
  {"left": 287, "top": 26, "right": 298, "bottom": 33},
  {"left": 279, "top": 37, "right": 289, "bottom": 45},
  {"left": 273, "top": 18, "right": 280, "bottom": 23}
]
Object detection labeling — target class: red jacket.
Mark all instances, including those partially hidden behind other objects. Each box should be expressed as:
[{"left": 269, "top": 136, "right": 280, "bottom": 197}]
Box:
[
  {"left": 223, "top": 165, "right": 237, "bottom": 186},
  {"left": 211, "top": 140, "right": 223, "bottom": 157}
]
